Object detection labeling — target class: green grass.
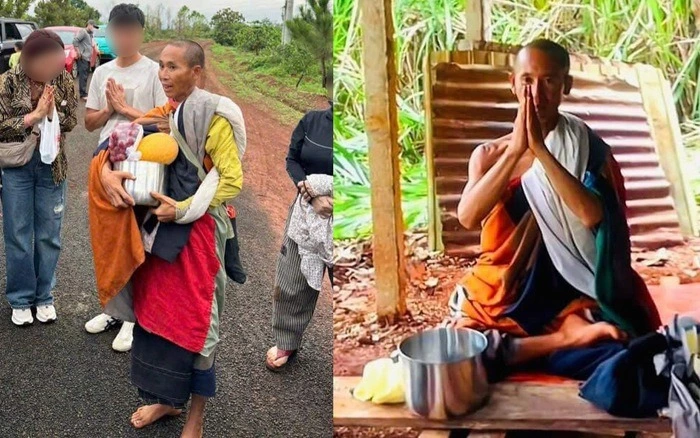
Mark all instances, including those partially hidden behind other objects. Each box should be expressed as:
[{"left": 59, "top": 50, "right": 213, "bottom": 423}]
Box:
[
  {"left": 211, "top": 44, "right": 324, "bottom": 126},
  {"left": 231, "top": 49, "right": 325, "bottom": 96}
]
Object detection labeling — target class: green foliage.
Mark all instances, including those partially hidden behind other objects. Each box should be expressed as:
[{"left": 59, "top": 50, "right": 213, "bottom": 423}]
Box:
[
  {"left": 286, "top": 0, "right": 332, "bottom": 88},
  {"left": 211, "top": 8, "right": 245, "bottom": 46},
  {"left": 235, "top": 20, "right": 280, "bottom": 54},
  {"left": 0, "top": 0, "right": 32, "bottom": 18},
  {"left": 34, "top": 0, "right": 100, "bottom": 27}
]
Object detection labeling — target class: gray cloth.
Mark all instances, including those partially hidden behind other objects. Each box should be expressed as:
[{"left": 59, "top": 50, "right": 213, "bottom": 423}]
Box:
[
  {"left": 272, "top": 203, "right": 325, "bottom": 351},
  {"left": 73, "top": 29, "right": 93, "bottom": 61},
  {"left": 272, "top": 234, "right": 322, "bottom": 351},
  {"left": 654, "top": 315, "right": 700, "bottom": 437},
  {"left": 103, "top": 282, "right": 135, "bottom": 323},
  {"left": 286, "top": 173, "right": 332, "bottom": 291}
]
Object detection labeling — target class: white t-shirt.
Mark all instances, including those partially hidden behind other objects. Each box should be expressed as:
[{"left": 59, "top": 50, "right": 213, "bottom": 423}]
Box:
[{"left": 87, "top": 55, "right": 168, "bottom": 143}]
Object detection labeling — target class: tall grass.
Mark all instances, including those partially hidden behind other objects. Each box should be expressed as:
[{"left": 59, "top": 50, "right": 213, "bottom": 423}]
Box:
[{"left": 334, "top": 0, "right": 700, "bottom": 240}]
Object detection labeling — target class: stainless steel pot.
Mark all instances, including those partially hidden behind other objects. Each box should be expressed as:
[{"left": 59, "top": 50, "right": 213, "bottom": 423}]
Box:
[
  {"left": 114, "top": 160, "right": 166, "bottom": 207},
  {"left": 397, "top": 328, "right": 489, "bottom": 419}
]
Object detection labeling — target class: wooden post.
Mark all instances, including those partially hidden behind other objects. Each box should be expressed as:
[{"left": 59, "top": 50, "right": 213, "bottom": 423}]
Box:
[
  {"left": 360, "top": 0, "right": 408, "bottom": 323},
  {"left": 460, "top": 0, "right": 491, "bottom": 50}
]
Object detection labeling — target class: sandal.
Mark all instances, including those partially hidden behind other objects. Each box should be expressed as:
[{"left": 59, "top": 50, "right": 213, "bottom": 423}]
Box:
[{"left": 265, "top": 346, "right": 297, "bottom": 372}]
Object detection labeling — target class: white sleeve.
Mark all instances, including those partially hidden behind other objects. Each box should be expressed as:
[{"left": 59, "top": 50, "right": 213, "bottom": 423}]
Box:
[
  {"left": 152, "top": 66, "right": 167, "bottom": 107},
  {"left": 86, "top": 69, "right": 103, "bottom": 110}
]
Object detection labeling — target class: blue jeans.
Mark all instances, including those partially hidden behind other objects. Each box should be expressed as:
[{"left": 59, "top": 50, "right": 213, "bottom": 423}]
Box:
[{"left": 1, "top": 150, "right": 66, "bottom": 309}]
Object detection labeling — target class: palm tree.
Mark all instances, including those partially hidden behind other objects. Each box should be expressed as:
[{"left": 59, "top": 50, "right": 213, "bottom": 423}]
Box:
[{"left": 286, "top": 0, "right": 332, "bottom": 88}]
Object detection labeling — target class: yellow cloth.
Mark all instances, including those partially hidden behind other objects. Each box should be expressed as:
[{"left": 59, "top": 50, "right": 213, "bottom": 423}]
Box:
[
  {"left": 176, "top": 115, "right": 243, "bottom": 212},
  {"left": 353, "top": 358, "right": 405, "bottom": 404},
  {"left": 9, "top": 52, "right": 20, "bottom": 69}
]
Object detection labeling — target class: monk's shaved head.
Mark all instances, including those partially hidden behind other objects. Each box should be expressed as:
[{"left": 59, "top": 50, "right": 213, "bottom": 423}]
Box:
[
  {"left": 515, "top": 39, "right": 570, "bottom": 75},
  {"left": 509, "top": 38, "right": 573, "bottom": 131},
  {"left": 166, "top": 40, "right": 205, "bottom": 68}
]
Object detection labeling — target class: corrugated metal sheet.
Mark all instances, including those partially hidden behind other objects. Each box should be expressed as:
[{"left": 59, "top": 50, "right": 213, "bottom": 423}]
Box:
[{"left": 429, "top": 58, "right": 685, "bottom": 257}]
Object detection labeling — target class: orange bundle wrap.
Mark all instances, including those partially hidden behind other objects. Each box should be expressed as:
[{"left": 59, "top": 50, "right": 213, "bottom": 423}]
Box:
[{"left": 87, "top": 150, "right": 145, "bottom": 306}]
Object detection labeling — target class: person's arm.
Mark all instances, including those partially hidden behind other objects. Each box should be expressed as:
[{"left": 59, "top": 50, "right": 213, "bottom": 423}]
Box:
[
  {"left": 0, "top": 73, "right": 41, "bottom": 137},
  {"left": 72, "top": 31, "right": 84, "bottom": 56},
  {"left": 285, "top": 115, "right": 307, "bottom": 186},
  {"left": 55, "top": 71, "right": 78, "bottom": 133},
  {"left": 85, "top": 107, "right": 113, "bottom": 132},
  {"left": 524, "top": 88, "right": 603, "bottom": 228},
  {"left": 457, "top": 142, "right": 524, "bottom": 230},
  {"left": 175, "top": 116, "right": 243, "bottom": 217},
  {"left": 84, "top": 71, "right": 113, "bottom": 132},
  {"left": 153, "top": 69, "right": 168, "bottom": 107},
  {"left": 458, "top": 97, "right": 529, "bottom": 230}
]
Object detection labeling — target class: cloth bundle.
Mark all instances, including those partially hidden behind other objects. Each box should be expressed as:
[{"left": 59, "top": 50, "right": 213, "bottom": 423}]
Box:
[
  {"left": 654, "top": 315, "right": 700, "bottom": 437},
  {"left": 287, "top": 174, "right": 333, "bottom": 291}
]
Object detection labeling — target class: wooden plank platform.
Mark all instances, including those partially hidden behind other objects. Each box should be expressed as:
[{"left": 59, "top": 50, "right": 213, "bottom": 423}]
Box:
[{"left": 334, "top": 377, "right": 671, "bottom": 434}]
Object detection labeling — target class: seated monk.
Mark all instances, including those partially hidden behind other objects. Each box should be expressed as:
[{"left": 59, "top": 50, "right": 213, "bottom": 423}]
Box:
[{"left": 446, "top": 39, "right": 661, "bottom": 380}]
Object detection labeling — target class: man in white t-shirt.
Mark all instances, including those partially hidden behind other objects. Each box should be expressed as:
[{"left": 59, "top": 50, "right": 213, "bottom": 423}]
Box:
[{"left": 84, "top": 3, "right": 167, "bottom": 352}]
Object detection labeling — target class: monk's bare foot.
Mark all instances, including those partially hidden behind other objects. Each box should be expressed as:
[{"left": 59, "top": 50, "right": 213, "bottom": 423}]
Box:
[
  {"left": 560, "top": 313, "right": 626, "bottom": 348},
  {"left": 181, "top": 419, "right": 203, "bottom": 438},
  {"left": 130, "top": 404, "right": 182, "bottom": 429}
]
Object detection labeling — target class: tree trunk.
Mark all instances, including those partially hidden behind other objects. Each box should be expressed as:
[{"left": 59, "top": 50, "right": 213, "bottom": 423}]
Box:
[
  {"left": 296, "top": 73, "right": 304, "bottom": 88},
  {"left": 282, "top": 0, "right": 294, "bottom": 45},
  {"left": 321, "top": 57, "right": 327, "bottom": 89},
  {"left": 359, "top": 0, "right": 408, "bottom": 323}
]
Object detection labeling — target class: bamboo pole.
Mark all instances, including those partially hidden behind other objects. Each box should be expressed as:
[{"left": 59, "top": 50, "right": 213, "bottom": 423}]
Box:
[{"left": 359, "top": 0, "right": 408, "bottom": 323}]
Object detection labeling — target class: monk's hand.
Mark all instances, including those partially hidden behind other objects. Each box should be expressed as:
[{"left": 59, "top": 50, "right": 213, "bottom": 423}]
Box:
[
  {"left": 156, "top": 120, "right": 170, "bottom": 134},
  {"left": 150, "top": 192, "right": 177, "bottom": 223},
  {"left": 509, "top": 90, "right": 529, "bottom": 156},
  {"left": 311, "top": 195, "right": 333, "bottom": 219},
  {"left": 100, "top": 162, "right": 135, "bottom": 208},
  {"left": 525, "top": 85, "right": 546, "bottom": 156},
  {"left": 442, "top": 315, "right": 471, "bottom": 329}
]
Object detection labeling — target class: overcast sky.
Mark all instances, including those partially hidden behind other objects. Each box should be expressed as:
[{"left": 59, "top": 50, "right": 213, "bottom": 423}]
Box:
[{"left": 32, "top": 0, "right": 311, "bottom": 23}]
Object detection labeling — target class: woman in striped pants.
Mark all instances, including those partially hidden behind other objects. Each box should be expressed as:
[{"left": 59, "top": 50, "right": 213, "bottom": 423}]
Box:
[{"left": 266, "top": 103, "right": 333, "bottom": 371}]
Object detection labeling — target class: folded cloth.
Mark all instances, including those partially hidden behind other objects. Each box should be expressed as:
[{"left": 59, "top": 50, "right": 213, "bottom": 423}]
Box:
[
  {"left": 654, "top": 315, "right": 700, "bottom": 436},
  {"left": 287, "top": 174, "right": 333, "bottom": 291},
  {"left": 87, "top": 150, "right": 145, "bottom": 307},
  {"left": 579, "top": 332, "right": 669, "bottom": 418},
  {"left": 353, "top": 358, "right": 404, "bottom": 404}
]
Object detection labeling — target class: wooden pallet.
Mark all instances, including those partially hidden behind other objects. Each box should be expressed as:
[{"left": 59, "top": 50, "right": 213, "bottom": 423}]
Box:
[{"left": 334, "top": 377, "right": 672, "bottom": 437}]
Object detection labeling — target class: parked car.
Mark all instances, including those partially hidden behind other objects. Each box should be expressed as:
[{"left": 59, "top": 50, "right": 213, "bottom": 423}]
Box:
[
  {"left": 44, "top": 26, "right": 100, "bottom": 79},
  {"left": 93, "top": 28, "right": 115, "bottom": 63},
  {"left": 0, "top": 19, "right": 38, "bottom": 73}
]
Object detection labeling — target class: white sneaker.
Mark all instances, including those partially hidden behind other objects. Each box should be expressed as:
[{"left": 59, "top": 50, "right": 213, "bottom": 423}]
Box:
[
  {"left": 11, "top": 309, "right": 33, "bottom": 326},
  {"left": 112, "top": 321, "right": 134, "bottom": 352},
  {"left": 85, "top": 313, "right": 118, "bottom": 334},
  {"left": 36, "top": 304, "right": 57, "bottom": 323}
]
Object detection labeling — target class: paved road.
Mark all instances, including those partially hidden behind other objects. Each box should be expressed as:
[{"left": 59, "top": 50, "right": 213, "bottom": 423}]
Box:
[{"left": 0, "top": 101, "right": 333, "bottom": 437}]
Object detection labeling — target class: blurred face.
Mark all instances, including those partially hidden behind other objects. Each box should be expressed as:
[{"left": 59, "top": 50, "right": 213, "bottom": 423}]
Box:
[
  {"left": 158, "top": 45, "right": 201, "bottom": 102},
  {"left": 108, "top": 23, "right": 143, "bottom": 57},
  {"left": 510, "top": 47, "right": 573, "bottom": 129},
  {"left": 25, "top": 49, "right": 65, "bottom": 83},
  {"left": 87, "top": 24, "right": 95, "bottom": 32}
]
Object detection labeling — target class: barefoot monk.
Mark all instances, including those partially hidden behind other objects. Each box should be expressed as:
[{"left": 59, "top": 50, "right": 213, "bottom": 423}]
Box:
[
  {"left": 88, "top": 40, "right": 245, "bottom": 437},
  {"left": 447, "top": 39, "right": 661, "bottom": 379}
]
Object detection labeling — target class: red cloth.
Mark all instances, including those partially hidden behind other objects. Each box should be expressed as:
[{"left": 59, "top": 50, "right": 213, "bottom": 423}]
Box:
[{"left": 132, "top": 214, "right": 221, "bottom": 353}]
